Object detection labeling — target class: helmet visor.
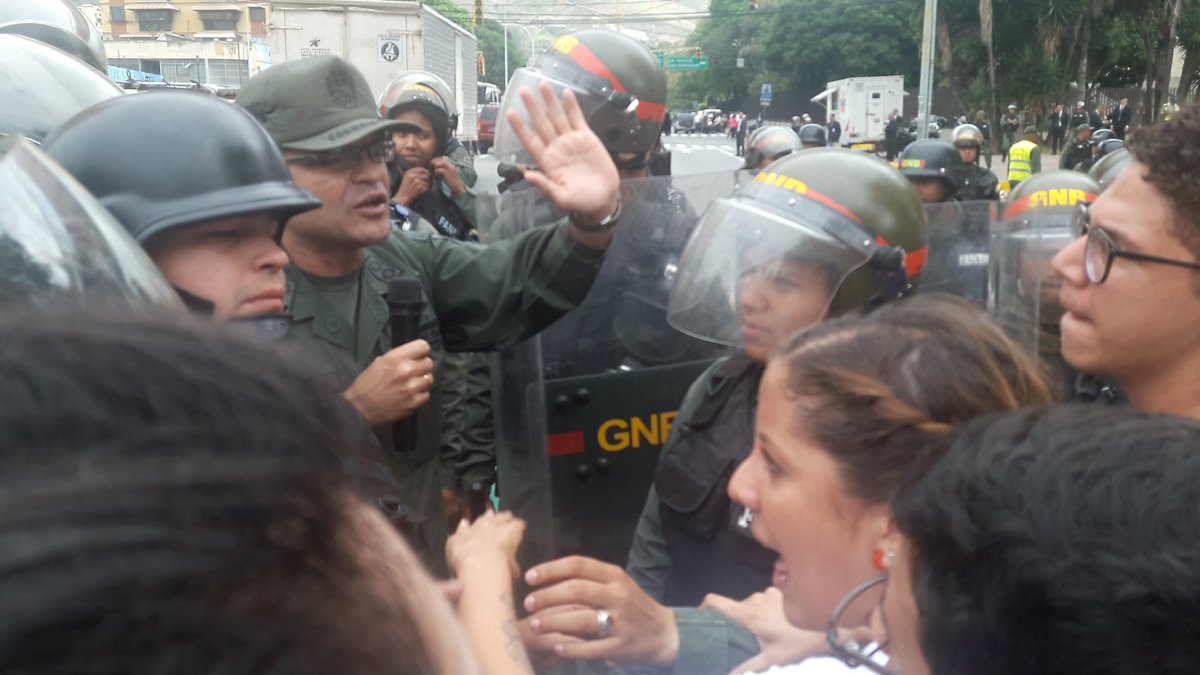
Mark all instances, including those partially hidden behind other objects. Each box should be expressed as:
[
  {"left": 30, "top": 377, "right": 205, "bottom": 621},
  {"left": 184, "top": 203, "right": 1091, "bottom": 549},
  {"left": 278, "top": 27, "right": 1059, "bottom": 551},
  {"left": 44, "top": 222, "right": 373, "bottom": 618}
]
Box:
[
  {"left": 493, "top": 64, "right": 643, "bottom": 164},
  {"left": 667, "top": 197, "right": 871, "bottom": 347}
]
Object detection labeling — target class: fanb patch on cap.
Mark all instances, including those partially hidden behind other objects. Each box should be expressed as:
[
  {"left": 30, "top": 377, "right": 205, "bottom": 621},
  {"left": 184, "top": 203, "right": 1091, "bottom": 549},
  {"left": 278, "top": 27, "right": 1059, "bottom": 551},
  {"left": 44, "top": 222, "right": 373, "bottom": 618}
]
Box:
[
  {"left": 326, "top": 68, "right": 364, "bottom": 109},
  {"left": 901, "top": 159, "right": 926, "bottom": 169}
]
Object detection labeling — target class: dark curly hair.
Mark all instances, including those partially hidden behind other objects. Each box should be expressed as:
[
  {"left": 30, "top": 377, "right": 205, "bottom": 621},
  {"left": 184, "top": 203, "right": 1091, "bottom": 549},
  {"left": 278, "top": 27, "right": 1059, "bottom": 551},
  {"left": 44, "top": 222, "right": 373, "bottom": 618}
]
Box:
[{"left": 1126, "top": 100, "right": 1200, "bottom": 257}]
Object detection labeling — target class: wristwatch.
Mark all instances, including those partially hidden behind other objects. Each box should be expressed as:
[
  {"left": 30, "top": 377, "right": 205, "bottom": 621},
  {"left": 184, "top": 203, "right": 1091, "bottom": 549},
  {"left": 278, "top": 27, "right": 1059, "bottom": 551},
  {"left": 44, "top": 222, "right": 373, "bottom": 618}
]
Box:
[{"left": 570, "top": 195, "right": 623, "bottom": 233}]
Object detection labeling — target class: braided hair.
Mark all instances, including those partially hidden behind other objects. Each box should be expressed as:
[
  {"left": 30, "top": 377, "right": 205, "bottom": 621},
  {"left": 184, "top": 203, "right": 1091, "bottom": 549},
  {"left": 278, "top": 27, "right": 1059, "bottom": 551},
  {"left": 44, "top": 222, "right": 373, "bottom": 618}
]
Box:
[{"left": 773, "top": 293, "right": 1055, "bottom": 503}]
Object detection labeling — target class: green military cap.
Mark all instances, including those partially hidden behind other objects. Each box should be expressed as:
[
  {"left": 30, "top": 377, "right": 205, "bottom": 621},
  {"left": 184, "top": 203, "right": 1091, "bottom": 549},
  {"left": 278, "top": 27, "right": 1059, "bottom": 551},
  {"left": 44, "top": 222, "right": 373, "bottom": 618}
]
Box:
[
  {"left": 1023, "top": 125, "right": 1039, "bottom": 135},
  {"left": 1075, "top": 123, "right": 1092, "bottom": 134},
  {"left": 236, "top": 55, "right": 405, "bottom": 151}
]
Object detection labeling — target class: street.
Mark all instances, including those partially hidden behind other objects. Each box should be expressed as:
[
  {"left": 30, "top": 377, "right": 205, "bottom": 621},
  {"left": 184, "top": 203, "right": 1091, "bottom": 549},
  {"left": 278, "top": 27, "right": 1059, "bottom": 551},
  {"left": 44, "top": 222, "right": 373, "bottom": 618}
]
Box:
[{"left": 471, "top": 131, "right": 744, "bottom": 194}]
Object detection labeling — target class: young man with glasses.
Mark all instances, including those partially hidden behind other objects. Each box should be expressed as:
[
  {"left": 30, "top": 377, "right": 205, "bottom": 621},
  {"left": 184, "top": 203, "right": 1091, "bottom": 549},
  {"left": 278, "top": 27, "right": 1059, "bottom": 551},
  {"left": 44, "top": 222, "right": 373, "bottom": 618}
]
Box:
[
  {"left": 1052, "top": 101, "right": 1200, "bottom": 418},
  {"left": 236, "top": 56, "right": 620, "bottom": 575}
]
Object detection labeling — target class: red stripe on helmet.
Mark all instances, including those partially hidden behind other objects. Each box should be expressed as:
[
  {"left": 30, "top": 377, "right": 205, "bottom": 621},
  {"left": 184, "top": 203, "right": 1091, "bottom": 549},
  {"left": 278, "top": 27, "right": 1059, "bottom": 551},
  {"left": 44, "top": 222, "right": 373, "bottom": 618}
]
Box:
[{"left": 563, "top": 41, "right": 665, "bottom": 124}]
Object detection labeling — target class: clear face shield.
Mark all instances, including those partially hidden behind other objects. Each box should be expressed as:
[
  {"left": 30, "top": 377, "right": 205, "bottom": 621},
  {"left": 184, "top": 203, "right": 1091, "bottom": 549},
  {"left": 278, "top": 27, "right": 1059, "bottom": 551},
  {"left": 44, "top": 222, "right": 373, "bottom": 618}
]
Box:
[
  {"left": 988, "top": 206, "right": 1079, "bottom": 362},
  {"left": 0, "top": 137, "right": 178, "bottom": 308},
  {"left": 492, "top": 56, "right": 645, "bottom": 165},
  {"left": 666, "top": 196, "right": 873, "bottom": 348}
]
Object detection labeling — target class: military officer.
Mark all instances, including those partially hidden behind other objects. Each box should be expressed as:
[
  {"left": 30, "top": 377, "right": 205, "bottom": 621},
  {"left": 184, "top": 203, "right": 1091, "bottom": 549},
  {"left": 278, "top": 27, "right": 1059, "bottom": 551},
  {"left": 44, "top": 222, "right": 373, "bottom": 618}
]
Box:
[
  {"left": 952, "top": 124, "right": 1000, "bottom": 201},
  {"left": 236, "top": 55, "right": 620, "bottom": 575}
]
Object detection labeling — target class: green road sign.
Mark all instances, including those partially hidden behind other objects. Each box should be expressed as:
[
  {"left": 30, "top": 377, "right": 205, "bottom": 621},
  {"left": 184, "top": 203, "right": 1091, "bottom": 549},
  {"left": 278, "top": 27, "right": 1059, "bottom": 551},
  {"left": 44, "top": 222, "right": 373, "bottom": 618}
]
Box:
[{"left": 667, "top": 55, "right": 708, "bottom": 71}]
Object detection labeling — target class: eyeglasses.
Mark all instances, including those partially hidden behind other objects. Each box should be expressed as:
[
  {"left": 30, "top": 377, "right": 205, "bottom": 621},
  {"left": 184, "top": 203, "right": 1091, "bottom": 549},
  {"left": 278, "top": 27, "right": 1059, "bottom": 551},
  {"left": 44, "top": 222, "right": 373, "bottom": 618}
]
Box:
[
  {"left": 827, "top": 576, "right": 898, "bottom": 675},
  {"left": 286, "top": 139, "right": 395, "bottom": 172},
  {"left": 1073, "top": 203, "right": 1200, "bottom": 284}
]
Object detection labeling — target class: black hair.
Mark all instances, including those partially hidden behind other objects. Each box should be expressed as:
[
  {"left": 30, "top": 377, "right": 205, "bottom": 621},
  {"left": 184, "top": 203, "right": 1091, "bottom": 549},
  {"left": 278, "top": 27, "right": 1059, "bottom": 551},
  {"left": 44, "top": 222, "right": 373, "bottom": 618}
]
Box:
[
  {"left": 391, "top": 100, "right": 449, "bottom": 156},
  {"left": 894, "top": 404, "right": 1200, "bottom": 675},
  {"left": 0, "top": 308, "right": 470, "bottom": 674}
]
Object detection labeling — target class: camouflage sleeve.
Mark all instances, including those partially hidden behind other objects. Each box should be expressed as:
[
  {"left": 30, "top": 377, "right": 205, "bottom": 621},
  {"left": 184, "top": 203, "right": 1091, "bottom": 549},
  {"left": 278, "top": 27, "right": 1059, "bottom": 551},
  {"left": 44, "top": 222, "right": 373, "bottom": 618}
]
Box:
[
  {"left": 670, "top": 608, "right": 759, "bottom": 675},
  {"left": 626, "top": 486, "right": 671, "bottom": 603},
  {"left": 446, "top": 140, "right": 478, "bottom": 188},
  {"left": 416, "top": 221, "right": 606, "bottom": 352},
  {"left": 437, "top": 349, "right": 473, "bottom": 492},
  {"left": 451, "top": 187, "right": 479, "bottom": 229},
  {"left": 454, "top": 352, "right": 496, "bottom": 488}
]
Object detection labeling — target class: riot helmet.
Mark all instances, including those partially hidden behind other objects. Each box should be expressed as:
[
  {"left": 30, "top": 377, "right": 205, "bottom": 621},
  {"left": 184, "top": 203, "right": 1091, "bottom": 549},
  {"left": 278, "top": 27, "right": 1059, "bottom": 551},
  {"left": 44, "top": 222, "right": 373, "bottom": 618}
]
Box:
[
  {"left": 0, "top": 0, "right": 106, "bottom": 72},
  {"left": 1094, "top": 138, "right": 1125, "bottom": 158},
  {"left": 1088, "top": 147, "right": 1131, "bottom": 190},
  {"left": 991, "top": 170, "right": 1100, "bottom": 359},
  {"left": 0, "top": 34, "right": 121, "bottom": 144},
  {"left": 668, "top": 148, "right": 928, "bottom": 347},
  {"left": 743, "top": 125, "right": 801, "bottom": 169},
  {"left": 1090, "top": 128, "right": 1115, "bottom": 144},
  {"left": 951, "top": 123, "right": 983, "bottom": 149},
  {"left": 899, "top": 139, "right": 962, "bottom": 200},
  {"left": 377, "top": 75, "right": 451, "bottom": 155},
  {"left": 493, "top": 28, "right": 667, "bottom": 163},
  {"left": 797, "top": 123, "right": 826, "bottom": 148},
  {"left": 43, "top": 92, "right": 321, "bottom": 245},
  {"left": 0, "top": 137, "right": 178, "bottom": 307},
  {"left": 378, "top": 71, "right": 457, "bottom": 150}
]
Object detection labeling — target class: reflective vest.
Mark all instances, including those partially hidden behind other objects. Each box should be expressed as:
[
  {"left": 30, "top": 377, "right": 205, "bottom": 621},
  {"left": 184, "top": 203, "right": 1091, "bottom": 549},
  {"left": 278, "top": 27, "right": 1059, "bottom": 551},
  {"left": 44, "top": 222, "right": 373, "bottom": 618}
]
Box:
[{"left": 1008, "top": 140, "right": 1037, "bottom": 183}]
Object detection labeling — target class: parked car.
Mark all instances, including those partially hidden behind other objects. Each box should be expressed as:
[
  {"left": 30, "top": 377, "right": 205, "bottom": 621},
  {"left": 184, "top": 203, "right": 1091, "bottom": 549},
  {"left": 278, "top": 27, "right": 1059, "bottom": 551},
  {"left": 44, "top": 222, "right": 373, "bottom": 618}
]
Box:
[
  {"left": 671, "top": 111, "right": 694, "bottom": 134},
  {"left": 477, "top": 103, "right": 499, "bottom": 154}
]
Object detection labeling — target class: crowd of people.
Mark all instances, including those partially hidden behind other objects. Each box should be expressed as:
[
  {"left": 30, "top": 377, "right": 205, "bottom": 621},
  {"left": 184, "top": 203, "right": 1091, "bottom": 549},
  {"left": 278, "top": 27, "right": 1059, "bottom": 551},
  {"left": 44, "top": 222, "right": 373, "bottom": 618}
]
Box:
[{"left": 5, "top": 1, "right": 1200, "bottom": 673}]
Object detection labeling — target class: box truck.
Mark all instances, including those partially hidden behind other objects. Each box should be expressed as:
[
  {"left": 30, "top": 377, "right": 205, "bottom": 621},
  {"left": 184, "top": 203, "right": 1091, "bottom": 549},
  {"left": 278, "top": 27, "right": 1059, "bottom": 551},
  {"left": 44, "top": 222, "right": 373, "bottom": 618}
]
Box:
[
  {"left": 811, "top": 75, "right": 905, "bottom": 151},
  {"left": 269, "top": 0, "right": 478, "bottom": 145}
]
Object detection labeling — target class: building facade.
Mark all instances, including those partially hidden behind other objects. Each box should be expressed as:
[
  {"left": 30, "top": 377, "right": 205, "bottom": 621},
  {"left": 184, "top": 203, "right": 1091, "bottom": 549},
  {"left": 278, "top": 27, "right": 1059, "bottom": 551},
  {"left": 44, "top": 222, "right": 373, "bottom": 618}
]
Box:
[{"left": 97, "top": 0, "right": 270, "bottom": 87}]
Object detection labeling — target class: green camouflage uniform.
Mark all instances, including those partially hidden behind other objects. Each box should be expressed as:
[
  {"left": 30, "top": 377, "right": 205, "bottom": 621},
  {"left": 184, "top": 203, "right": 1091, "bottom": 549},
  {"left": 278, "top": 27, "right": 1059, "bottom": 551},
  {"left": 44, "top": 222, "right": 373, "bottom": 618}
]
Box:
[{"left": 284, "top": 219, "right": 605, "bottom": 576}]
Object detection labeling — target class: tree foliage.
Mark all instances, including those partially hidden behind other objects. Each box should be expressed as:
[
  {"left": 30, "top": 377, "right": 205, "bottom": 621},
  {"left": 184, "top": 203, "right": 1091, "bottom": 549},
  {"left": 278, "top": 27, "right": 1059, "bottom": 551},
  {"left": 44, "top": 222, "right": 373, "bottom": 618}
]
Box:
[{"left": 676, "top": 0, "right": 1196, "bottom": 121}]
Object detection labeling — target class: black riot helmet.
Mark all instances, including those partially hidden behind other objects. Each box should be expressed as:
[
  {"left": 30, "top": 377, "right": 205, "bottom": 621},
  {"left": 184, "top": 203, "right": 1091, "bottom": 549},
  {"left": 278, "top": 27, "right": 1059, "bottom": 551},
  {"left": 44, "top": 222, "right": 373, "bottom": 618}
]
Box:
[
  {"left": 493, "top": 28, "right": 667, "bottom": 163},
  {"left": 0, "top": 34, "right": 121, "bottom": 144},
  {"left": 668, "top": 148, "right": 929, "bottom": 348},
  {"left": 0, "top": 0, "right": 106, "bottom": 72},
  {"left": 378, "top": 71, "right": 455, "bottom": 154},
  {"left": 797, "top": 123, "right": 827, "bottom": 148},
  {"left": 1094, "top": 138, "right": 1125, "bottom": 158},
  {"left": 1088, "top": 147, "right": 1131, "bottom": 190},
  {"left": 1090, "top": 128, "right": 1115, "bottom": 144},
  {"left": 743, "top": 125, "right": 801, "bottom": 169},
  {"left": 899, "top": 139, "right": 962, "bottom": 194},
  {"left": 43, "top": 92, "right": 321, "bottom": 245},
  {"left": 377, "top": 75, "right": 451, "bottom": 155}
]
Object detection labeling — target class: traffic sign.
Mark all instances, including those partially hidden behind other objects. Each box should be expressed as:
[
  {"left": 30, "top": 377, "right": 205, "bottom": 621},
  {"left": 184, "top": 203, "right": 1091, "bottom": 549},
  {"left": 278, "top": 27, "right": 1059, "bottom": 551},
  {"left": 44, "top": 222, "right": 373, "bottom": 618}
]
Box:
[
  {"left": 667, "top": 55, "right": 708, "bottom": 71},
  {"left": 761, "top": 83, "right": 773, "bottom": 95}
]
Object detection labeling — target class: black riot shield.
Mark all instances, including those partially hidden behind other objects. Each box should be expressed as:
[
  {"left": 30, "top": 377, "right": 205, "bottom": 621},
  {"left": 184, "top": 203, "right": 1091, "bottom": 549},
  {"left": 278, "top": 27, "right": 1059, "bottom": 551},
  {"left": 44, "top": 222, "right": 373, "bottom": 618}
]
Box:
[
  {"left": 988, "top": 207, "right": 1077, "bottom": 392},
  {"left": 0, "top": 138, "right": 177, "bottom": 307},
  {"left": 918, "top": 200, "right": 997, "bottom": 307},
  {"left": 478, "top": 170, "right": 737, "bottom": 567}
]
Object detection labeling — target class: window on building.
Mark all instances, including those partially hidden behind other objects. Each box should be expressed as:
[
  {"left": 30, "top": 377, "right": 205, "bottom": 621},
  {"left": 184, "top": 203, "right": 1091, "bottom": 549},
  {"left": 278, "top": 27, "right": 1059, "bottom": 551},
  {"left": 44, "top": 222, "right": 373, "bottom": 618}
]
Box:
[
  {"left": 199, "top": 10, "right": 240, "bottom": 31},
  {"left": 204, "top": 59, "right": 250, "bottom": 86},
  {"left": 161, "top": 59, "right": 205, "bottom": 83},
  {"left": 111, "top": 6, "right": 126, "bottom": 23},
  {"left": 133, "top": 9, "right": 173, "bottom": 32},
  {"left": 248, "top": 7, "right": 265, "bottom": 22}
]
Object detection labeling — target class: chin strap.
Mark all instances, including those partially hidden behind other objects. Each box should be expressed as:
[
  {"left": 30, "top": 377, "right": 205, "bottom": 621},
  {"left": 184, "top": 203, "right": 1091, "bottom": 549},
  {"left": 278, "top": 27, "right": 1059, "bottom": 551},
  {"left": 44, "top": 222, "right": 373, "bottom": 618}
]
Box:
[{"left": 174, "top": 287, "right": 216, "bottom": 316}]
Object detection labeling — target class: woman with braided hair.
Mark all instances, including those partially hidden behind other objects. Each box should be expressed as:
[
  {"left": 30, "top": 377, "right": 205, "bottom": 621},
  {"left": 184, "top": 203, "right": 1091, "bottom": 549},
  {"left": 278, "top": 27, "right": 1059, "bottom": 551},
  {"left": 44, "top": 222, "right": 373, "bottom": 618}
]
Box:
[{"left": 724, "top": 293, "right": 1054, "bottom": 673}]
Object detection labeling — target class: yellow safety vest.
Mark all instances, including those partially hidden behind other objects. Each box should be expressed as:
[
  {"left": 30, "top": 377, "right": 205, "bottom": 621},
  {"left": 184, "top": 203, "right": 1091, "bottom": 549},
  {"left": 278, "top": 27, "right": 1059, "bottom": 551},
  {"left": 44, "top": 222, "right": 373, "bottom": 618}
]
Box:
[{"left": 1008, "top": 140, "right": 1037, "bottom": 183}]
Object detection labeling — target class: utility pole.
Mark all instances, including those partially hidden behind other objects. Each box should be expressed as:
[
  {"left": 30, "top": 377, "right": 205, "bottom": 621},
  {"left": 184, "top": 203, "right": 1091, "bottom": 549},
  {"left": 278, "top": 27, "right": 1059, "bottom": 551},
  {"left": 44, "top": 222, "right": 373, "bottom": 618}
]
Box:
[{"left": 916, "top": 0, "right": 936, "bottom": 136}]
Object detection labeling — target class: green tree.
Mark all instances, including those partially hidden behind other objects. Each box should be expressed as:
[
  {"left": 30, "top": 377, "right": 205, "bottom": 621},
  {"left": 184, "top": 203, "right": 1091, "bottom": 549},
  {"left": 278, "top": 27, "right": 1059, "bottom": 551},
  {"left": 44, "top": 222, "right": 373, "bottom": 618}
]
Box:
[{"left": 474, "top": 19, "right": 522, "bottom": 88}]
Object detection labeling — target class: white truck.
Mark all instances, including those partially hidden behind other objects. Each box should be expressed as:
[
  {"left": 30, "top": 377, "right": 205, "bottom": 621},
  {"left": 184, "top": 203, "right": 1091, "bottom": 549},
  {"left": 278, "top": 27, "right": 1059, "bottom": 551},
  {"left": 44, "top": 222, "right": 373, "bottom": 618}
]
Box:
[
  {"left": 811, "top": 75, "right": 905, "bottom": 150},
  {"left": 268, "top": 0, "right": 478, "bottom": 146}
]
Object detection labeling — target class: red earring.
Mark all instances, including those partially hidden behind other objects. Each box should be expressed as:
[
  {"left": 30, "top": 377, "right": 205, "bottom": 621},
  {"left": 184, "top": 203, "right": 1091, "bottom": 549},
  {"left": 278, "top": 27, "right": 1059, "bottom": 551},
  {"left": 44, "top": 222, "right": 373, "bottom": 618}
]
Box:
[{"left": 872, "top": 549, "right": 886, "bottom": 571}]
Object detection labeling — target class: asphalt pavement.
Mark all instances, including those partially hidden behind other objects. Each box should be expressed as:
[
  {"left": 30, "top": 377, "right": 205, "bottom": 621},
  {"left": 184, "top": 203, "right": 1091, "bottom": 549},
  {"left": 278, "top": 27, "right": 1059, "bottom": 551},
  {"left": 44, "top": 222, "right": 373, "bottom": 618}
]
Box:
[{"left": 467, "top": 134, "right": 1067, "bottom": 196}]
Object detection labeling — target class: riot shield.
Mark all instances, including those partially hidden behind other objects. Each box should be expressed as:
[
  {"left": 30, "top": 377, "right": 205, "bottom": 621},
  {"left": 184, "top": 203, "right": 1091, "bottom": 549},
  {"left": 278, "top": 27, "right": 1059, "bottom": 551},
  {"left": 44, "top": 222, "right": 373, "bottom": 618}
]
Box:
[
  {"left": 478, "top": 170, "right": 738, "bottom": 567},
  {"left": 0, "top": 137, "right": 178, "bottom": 307},
  {"left": 918, "top": 200, "right": 997, "bottom": 307},
  {"left": 988, "top": 205, "right": 1077, "bottom": 392}
]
